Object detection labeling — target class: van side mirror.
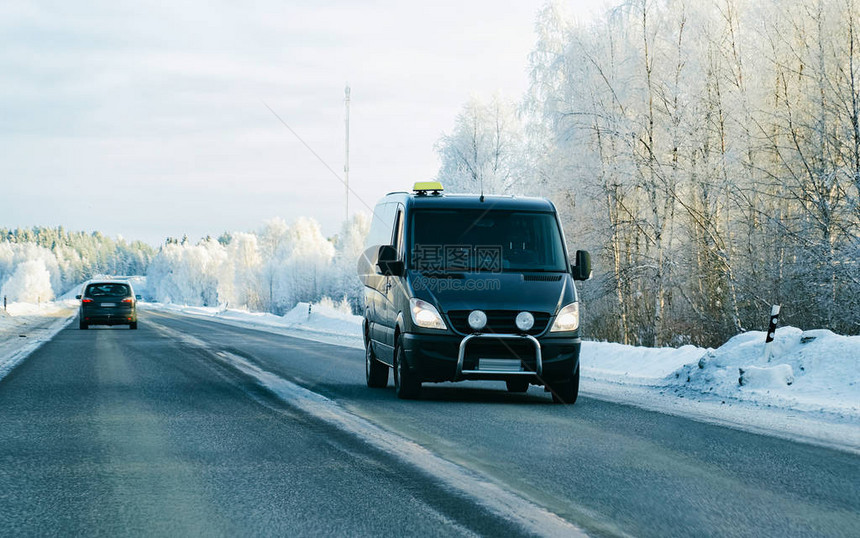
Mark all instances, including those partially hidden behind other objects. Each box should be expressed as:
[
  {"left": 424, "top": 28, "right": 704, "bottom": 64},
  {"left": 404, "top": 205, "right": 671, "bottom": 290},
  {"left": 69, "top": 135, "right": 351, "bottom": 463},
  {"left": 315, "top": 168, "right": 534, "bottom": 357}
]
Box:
[
  {"left": 376, "top": 245, "right": 404, "bottom": 277},
  {"left": 571, "top": 250, "right": 592, "bottom": 281},
  {"left": 75, "top": 295, "right": 81, "bottom": 300}
]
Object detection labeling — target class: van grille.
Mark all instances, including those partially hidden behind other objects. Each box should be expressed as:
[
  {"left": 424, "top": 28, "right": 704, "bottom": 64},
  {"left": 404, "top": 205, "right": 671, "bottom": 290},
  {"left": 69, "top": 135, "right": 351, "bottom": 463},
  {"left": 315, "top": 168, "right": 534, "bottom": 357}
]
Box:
[{"left": 446, "top": 310, "right": 550, "bottom": 336}]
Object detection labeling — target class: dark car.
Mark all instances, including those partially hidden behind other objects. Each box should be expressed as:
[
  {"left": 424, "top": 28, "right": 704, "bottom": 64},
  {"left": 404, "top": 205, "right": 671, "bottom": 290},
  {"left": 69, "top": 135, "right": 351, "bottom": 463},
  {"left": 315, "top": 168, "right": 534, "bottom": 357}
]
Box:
[
  {"left": 358, "top": 182, "right": 591, "bottom": 403},
  {"left": 76, "top": 281, "right": 140, "bottom": 330}
]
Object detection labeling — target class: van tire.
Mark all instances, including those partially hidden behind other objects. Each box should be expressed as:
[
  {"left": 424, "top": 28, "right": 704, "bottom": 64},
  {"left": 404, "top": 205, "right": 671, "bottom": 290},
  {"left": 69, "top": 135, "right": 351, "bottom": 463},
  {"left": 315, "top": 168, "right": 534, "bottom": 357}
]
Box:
[
  {"left": 79, "top": 320, "right": 88, "bottom": 330},
  {"left": 506, "top": 379, "right": 529, "bottom": 393},
  {"left": 366, "top": 343, "right": 388, "bottom": 388},
  {"left": 129, "top": 321, "right": 138, "bottom": 330},
  {"left": 394, "top": 337, "right": 421, "bottom": 399},
  {"left": 550, "top": 366, "right": 580, "bottom": 404}
]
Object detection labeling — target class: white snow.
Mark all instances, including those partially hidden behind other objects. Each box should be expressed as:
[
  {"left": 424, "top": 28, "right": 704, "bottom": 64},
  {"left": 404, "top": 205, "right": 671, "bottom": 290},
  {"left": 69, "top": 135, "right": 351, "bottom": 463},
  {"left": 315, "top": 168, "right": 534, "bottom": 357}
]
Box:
[
  {"left": 0, "top": 300, "right": 76, "bottom": 381},
  {"left": 143, "top": 299, "right": 364, "bottom": 349},
  {"left": 580, "top": 341, "right": 706, "bottom": 384},
  {"left": 148, "top": 301, "right": 860, "bottom": 452},
  {"left": 670, "top": 328, "right": 859, "bottom": 416},
  {"left": 737, "top": 364, "right": 795, "bottom": 388}
]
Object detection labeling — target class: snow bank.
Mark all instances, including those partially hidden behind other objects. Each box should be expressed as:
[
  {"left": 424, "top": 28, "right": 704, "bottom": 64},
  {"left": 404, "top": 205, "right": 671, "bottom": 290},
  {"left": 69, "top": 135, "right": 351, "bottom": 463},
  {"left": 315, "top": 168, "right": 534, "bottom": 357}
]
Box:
[
  {"left": 580, "top": 341, "right": 707, "bottom": 384},
  {"left": 671, "top": 327, "right": 860, "bottom": 415},
  {"left": 146, "top": 298, "right": 363, "bottom": 348},
  {"left": 0, "top": 300, "right": 76, "bottom": 381},
  {"left": 4, "top": 301, "right": 74, "bottom": 318},
  {"left": 738, "top": 364, "right": 794, "bottom": 388},
  {"left": 578, "top": 327, "right": 859, "bottom": 418}
]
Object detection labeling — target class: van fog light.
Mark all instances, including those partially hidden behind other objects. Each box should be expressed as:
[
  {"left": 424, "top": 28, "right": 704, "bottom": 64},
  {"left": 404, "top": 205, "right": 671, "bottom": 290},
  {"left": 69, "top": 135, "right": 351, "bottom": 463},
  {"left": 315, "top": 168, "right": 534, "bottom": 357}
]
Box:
[
  {"left": 468, "top": 310, "right": 487, "bottom": 331},
  {"left": 516, "top": 312, "right": 534, "bottom": 332}
]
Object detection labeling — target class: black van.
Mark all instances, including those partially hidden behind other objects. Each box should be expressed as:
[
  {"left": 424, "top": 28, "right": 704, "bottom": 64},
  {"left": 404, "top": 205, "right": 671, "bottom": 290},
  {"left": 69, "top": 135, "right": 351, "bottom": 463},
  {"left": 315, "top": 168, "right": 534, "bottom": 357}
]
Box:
[{"left": 358, "top": 182, "right": 591, "bottom": 403}]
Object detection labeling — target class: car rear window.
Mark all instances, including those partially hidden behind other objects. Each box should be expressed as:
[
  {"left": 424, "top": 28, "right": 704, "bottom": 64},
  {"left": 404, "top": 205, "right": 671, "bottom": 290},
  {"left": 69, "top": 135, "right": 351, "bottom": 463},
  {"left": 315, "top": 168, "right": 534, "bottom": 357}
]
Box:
[{"left": 85, "top": 283, "right": 131, "bottom": 297}]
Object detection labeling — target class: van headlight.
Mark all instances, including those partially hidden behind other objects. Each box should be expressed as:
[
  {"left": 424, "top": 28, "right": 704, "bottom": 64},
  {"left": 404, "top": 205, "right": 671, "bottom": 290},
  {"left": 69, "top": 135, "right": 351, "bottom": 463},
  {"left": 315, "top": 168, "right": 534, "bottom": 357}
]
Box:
[
  {"left": 409, "top": 298, "right": 448, "bottom": 330},
  {"left": 550, "top": 302, "right": 579, "bottom": 332}
]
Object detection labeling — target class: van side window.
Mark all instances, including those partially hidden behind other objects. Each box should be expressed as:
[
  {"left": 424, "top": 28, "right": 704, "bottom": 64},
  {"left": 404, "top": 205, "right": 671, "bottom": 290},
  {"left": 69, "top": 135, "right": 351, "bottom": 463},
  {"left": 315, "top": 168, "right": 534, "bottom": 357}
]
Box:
[
  {"left": 392, "top": 207, "right": 405, "bottom": 259},
  {"left": 366, "top": 202, "right": 395, "bottom": 248}
]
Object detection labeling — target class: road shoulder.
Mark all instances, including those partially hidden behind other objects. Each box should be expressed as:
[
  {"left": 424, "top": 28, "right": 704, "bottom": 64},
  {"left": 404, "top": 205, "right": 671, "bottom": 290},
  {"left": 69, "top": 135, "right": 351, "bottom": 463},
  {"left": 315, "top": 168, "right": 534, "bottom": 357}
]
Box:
[{"left": 0, "top": 303, "right": 76, "bottom": 381}]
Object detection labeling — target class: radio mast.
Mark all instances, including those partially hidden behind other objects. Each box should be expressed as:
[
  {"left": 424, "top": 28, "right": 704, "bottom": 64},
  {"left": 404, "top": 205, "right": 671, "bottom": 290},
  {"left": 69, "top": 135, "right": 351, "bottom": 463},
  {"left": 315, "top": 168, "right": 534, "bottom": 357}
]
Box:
[{"left": 344, "top": 84, "right": 350, "bottom": 221}]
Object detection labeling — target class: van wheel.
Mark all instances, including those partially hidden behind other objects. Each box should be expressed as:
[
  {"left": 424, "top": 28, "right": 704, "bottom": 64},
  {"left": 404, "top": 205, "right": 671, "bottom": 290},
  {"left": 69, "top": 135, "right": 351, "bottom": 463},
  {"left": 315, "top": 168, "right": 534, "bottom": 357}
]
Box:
[
  {"left": 366, "top": 342, "right": 388, "bottom": 388},
  {"left": 394, "top": 337, "right": 421, "bottom": 399},
  {"left": 506, "top": 379, "right": 529, "bottom": 393},
  {"left": 129, "top": 321, "right": 138, "bottom": 330},
  {"left": 550, "top": 366, "right": 580, "bottom": 404},
  {"left": 79, "top": 320, "right": 88, "bottom": 330}
]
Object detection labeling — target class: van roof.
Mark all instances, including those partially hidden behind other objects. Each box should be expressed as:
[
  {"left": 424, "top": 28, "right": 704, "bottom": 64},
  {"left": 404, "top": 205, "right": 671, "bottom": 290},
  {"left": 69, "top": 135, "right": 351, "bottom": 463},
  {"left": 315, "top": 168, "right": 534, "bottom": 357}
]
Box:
[{"left": 381, "top": 192, "right": 556, "bottom": 212}]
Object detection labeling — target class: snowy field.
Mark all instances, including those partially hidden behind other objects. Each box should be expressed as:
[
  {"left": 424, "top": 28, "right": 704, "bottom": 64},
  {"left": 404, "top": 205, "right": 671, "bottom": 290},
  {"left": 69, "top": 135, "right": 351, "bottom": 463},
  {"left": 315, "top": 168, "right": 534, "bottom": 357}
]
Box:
[{"left": 145, "top": 300, "right": 860, "bottom": 453}]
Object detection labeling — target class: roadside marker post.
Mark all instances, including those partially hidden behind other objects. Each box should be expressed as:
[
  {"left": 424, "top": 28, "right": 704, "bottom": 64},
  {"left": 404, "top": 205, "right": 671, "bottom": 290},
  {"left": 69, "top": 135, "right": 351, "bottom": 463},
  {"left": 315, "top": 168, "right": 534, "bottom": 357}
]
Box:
[{"left": 763, "top": 305, "right": 781, "bottom": 362}]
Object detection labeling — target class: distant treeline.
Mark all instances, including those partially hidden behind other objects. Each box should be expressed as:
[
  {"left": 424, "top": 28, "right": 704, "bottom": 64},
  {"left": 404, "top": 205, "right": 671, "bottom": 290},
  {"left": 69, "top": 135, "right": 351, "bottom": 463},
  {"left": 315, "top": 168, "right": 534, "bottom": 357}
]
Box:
[
  {"left": 0, "top": 226, "right": 155, "bottom": 302},
  {"left": 0, "top": 216, "right": 370, "bottom": 318}
]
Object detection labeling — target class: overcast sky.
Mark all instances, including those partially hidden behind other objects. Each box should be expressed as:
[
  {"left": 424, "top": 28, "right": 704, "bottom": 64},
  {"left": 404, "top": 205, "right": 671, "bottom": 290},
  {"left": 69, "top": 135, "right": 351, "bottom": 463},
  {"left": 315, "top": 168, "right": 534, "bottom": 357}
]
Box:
[{"left": 1, "top": 1, "right": 599, "bottom": 245}]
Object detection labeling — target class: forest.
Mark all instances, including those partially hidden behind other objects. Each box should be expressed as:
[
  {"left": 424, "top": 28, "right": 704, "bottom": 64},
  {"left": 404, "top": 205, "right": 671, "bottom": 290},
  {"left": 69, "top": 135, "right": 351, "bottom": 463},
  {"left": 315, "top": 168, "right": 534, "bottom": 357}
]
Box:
[
  {"left": 0, "top": 217, "right": 369, "bottom": 316},
  {"left": 0, "top": 227, "right": 154, "bottom": 303}
]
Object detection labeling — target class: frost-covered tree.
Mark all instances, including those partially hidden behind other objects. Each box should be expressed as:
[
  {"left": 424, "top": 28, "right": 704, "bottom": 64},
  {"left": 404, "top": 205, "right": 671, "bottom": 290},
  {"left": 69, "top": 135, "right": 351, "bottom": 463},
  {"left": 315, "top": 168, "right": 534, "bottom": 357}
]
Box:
[
  {"left": 0, "top": 226, "right": 155, "bottom": 300},
  {"left": 144, "top": 215, "right": 365, "bottom": 315},
  {"left": 331, "top": 213, "right": 371, "bottom": 312},
  {"left": 1, "top": 259, "right": 55, "bottom": 303},
  {"left": 435, "top": 94, "right": 526, "bottom": 194},
  {"left": 436, "top": 0, "right": 860, "bottom": 346}
]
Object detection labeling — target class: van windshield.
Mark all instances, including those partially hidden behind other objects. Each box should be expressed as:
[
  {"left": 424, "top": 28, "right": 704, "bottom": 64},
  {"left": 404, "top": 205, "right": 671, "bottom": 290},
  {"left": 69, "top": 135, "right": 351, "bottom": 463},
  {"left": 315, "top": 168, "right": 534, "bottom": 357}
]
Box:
[{"left": 410, "top": 209, "right": 567, "bottom": 272}]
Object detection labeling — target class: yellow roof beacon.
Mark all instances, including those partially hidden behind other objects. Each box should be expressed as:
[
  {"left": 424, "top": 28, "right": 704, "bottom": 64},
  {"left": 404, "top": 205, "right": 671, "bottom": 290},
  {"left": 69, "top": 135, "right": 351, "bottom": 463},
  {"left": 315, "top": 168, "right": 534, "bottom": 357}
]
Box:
[{"left": 413, "top": 181, "right": 444, "bottom": 195}]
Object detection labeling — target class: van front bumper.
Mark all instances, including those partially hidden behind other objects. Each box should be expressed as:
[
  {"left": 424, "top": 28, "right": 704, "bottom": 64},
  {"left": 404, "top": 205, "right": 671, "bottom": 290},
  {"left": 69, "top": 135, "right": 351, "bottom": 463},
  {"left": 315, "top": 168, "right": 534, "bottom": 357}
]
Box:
[{"left": 401, "top": 332, "right": 580, "bottom": 384}]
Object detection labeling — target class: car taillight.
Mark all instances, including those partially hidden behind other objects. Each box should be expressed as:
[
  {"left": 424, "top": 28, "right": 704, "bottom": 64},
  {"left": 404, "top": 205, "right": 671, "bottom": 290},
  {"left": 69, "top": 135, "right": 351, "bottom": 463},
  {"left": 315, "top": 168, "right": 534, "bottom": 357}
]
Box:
[
  {"left": 81, "top": 298, "right": 93, "bottom": 303},
  {"left": 122, "top": 298, "right": 133, "bottom": 303}
]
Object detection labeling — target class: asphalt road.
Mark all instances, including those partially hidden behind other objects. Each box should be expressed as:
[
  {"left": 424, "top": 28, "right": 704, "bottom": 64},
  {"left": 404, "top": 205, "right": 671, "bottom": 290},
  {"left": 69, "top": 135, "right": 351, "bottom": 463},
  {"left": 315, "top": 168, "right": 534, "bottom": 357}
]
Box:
[{"left": 1, "top": 310, "right": 858, "bottom": 537}]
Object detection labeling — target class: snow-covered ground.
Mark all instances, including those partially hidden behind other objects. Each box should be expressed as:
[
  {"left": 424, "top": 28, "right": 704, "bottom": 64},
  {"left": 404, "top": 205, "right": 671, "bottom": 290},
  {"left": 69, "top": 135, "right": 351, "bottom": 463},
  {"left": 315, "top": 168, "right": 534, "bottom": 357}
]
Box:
[
  {"left": 143, "top": 299, "right": 363, "bottom": 349},
  {"left": 146, "top": 300, "right": 860, "bottom": 453},
  {"left": 0, "top": 300, "right": 76, "bottom": 381}
]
